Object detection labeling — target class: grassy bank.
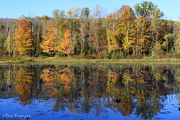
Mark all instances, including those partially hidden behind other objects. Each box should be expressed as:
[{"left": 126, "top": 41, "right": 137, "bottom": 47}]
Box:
[{"left": 1, "top": 57, "right": 180, "bottom": 65}]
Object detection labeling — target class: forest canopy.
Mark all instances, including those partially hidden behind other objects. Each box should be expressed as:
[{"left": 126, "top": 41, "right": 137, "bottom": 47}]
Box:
[{"left": 0, "top": 1, "right": 180, "bottom": 59}]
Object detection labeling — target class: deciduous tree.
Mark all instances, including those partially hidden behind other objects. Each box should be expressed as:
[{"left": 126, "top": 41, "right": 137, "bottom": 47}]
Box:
[
  {"left": 15, "top": 18, "right": 33, "bottom": 55},
  {"left": 117, "top": 6, "right": 136, "bottom": 55},
  {"left": 60, "top": 29, "right": 71, "bottom": 56},
  {"left": 40, "top": 21, "right": 57, "bottom": 56},
  {"left": 105, "top": 12, "right": 119, "bottom": 53}
]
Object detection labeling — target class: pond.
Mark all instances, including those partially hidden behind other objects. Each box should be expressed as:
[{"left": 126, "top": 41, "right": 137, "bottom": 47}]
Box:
[{"left": 0, "top": 64, "right": 180, "bottom": 120}]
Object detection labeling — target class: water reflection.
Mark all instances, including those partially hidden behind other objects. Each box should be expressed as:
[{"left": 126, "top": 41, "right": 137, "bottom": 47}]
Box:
[{"left": 0, "top": 64, "right": 180, "bottom": 119}]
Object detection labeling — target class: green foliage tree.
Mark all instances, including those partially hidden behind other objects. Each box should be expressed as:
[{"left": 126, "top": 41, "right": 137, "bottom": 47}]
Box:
[
  {"left": 80, "top": 7, "right": 90, "bottom": 56},
  {"left": 134, "top": 1, "right": 157, "bottom": 17},
  {"left": 0, "top": 25, "right": 6, "bottom": 57}
]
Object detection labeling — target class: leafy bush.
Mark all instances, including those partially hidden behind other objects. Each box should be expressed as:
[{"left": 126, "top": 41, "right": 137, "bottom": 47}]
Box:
[
  {"left": 79, "top": 53, "right": 85, "bottom": 59},
  {"left": 151, "top": 47, "right": 164, "bottom": 58},
  {"left": 98, "top": 51, "right": 109, "bottom": 59},
  {"left": 111, "top": 51, "right": 124, "bottom": 59},
  {"left": 174, "top": 53, "right": 180, "bottom": 58}
]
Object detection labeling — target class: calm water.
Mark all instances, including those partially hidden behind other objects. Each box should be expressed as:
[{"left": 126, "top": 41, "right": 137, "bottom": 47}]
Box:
[{"left": 0, "top": 64, "right": 180, "bottom": 120}]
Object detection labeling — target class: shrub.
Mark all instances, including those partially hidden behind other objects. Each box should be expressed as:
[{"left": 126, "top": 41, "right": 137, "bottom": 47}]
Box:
[
  {"left": 111, "top": 51, "right": 124, "bottom": 59},
  {"left": 79, "top": 53, "right": 85, "bottom": 59},
  {"left": 151, "top": 47, "right": 164, "bottom": 59},
  {"left": 98, "top": 51, "right": 109, "bottom": 59}
]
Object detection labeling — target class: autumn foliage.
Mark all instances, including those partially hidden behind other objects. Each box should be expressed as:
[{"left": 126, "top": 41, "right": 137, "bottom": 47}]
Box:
[
  {"left": 106, "top": 13, "right": 119, "bottom": 53},
  {"left": 60, "top": 29, "right": 70, "bottom": 55},
  {"left": 15, "top": 19, "right": 33, "bottom": 55},
  {"left": 40, "top": 23, "right": 58, "bottom": 56},
  {"left": 1, "top": 1, "right": 180, "bottom": 58}
]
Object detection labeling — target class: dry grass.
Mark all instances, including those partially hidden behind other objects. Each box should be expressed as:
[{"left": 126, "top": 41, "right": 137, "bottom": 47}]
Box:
[{"left": 1, "top": 57, "right": 180, "bottom": 65}]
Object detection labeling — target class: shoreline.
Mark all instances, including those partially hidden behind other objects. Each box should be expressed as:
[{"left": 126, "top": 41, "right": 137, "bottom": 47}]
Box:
[{"left": 1, "top": 57, "right": 180, "bottom": 65}]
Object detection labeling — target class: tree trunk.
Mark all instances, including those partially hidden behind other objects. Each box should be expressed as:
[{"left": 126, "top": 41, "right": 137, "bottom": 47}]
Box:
[{"left": 7, "top": 28, "right": 11, "bottom": 57}]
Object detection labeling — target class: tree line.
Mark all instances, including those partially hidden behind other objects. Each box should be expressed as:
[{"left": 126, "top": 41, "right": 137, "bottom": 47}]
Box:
[{"left": 1, "top": 1, "right": 180, "bottom": 59}]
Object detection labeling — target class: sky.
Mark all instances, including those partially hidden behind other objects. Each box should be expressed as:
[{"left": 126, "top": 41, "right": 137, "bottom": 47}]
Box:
[{"left": 0, "top": 0, "right": 179, "bottom": 21}]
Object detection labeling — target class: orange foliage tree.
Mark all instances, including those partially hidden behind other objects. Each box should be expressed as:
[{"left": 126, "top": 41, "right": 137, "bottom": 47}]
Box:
[
  {"left": 60, "top": 29, "right": 71, "bottom": 56},
  {"left": 40, "top": 22, "right": 58, "bottom": 56},
  {"left": 15, "top": 19, "right": 33, "bottom": 55}
]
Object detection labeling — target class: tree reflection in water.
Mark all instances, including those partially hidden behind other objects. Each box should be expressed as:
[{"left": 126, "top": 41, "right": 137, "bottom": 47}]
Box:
[
  {"left": 0, "top": 64, "right": 180, "bottom": 119},
  {"left": 15, "top": 66, "right": 33, "bottom": 104}
]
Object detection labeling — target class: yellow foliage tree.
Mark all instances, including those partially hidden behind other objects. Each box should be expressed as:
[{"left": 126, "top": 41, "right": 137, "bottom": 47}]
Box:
[
  {"left": 136, "top": 17, "right": 151, "bottom": 54},
  {"left": 117, "top": 6, "right": 136, "bottom": 54},
  {"left": 105, "top": 13, "right": 119, "bottom": 53}
]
